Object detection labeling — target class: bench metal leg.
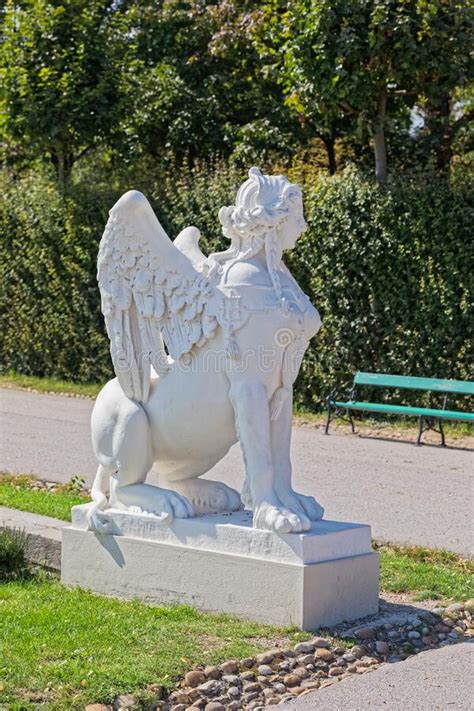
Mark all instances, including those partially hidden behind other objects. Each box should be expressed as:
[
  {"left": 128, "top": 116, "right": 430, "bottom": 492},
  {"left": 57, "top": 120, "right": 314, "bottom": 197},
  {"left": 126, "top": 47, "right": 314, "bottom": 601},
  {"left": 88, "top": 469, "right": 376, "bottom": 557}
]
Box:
[
  {"left": 417, "top": 415, "right": 446, "bottom": 447},
  {"left": 439, "top": 419, "right": 446, "bottom": 447},
  {"left": 348, "top": 410, "right": 355, "bottom": 433},
  {"left": 417, "top": 417, "right": 424, "bottom": 446},
  {"left": 325, "top": 402, "right": 356, "bottom": 435},
  {"left": 325, "top": 402, "right": 332, "bottom": 434}
]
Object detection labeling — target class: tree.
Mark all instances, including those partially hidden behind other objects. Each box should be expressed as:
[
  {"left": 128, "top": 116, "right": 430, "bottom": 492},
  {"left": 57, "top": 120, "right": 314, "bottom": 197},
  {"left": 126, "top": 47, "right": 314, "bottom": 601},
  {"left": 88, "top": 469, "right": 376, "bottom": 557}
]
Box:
[
  {"left": 113, "top": 0, "right": 301, "bottom": 166},
  {"left": 266, "top": 0, "right": 473, "bottom": 184},
  {"left": 414, "top": 4, "right": 473, "bottom": 172},
  {"left": 1, "top": 0, "right": 122, "bottom": 184},
  {"left": 250, "top": 3, "right": 348, "bottom": 175}
]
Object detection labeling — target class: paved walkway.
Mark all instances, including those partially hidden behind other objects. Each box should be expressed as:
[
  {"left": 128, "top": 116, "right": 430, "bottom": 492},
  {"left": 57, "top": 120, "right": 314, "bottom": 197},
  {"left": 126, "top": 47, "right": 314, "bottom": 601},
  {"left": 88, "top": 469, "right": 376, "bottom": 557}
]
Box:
[
  {"left": 290, "top": 642, "right": 473, "bottom": 710},
  {"left": 1, "top": 388, "right": 473, "bottom": 555}
]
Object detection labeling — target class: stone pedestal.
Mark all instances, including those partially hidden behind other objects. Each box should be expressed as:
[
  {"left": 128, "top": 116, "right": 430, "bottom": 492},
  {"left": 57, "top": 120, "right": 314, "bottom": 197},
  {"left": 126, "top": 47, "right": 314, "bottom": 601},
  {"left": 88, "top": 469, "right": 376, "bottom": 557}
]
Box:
[{"left": 61, "top": 505, "right": 379, "bottom": 630}]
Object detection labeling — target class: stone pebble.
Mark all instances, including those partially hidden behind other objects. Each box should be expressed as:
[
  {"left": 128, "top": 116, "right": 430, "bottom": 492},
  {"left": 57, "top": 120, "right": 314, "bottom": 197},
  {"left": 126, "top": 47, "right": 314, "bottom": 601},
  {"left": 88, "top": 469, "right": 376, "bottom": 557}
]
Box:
[
  {"left": 294, "top": 641, "right": 314, "bottom": 654},
  {"left": 314, "top": 648, "right": 334, "bottom": 662},
  {"left": 220, "top": 660, "right": 239, "bottom": 675},
  {"left": 204, "top": 703, "right": 225, "bottom": 711},
  {"left": 185, "top": 671, "right": 206, "bottom": 688}
]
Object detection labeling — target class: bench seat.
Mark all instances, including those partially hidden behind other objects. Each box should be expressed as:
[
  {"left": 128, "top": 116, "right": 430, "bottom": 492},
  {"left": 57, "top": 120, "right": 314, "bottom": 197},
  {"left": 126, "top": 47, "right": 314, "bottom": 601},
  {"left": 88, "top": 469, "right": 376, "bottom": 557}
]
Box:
[
  {"left": 326, "top": 371, "right": 474, "bottom": 445},
  {"left": 332, "top": 400, "right": 474, "bottom": 422}
]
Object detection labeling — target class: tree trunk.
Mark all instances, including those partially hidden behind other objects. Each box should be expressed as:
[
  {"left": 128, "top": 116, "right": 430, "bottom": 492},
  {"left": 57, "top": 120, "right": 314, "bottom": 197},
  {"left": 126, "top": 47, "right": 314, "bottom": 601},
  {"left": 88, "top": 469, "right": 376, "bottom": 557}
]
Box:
[
  {"left": 323, "top": 136, "right": 337, "bottom": 175},
  {"left": 373, "top": 91, "right": 387, "bottom": 186},
  {"left": 51, "top": 142, "right": 74, "bottom": 187},
  {"left": 427, "top": 96, "right": 453, "bottom": 172}
]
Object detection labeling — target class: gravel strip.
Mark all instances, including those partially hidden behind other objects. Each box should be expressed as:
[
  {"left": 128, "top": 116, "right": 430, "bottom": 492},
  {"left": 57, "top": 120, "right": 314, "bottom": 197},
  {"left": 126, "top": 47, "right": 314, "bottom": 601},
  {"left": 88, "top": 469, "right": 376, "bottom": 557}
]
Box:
[{"left": 86, "top": 601, "right": 473, "bottom": 710}]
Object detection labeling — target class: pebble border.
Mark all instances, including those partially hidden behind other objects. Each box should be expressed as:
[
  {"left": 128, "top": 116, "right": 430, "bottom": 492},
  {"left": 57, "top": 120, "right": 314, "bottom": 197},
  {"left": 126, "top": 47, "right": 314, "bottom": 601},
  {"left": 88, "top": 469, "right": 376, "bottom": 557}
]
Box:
[{"left": 84, "top": 601, "right": 473, "bottom": 711}]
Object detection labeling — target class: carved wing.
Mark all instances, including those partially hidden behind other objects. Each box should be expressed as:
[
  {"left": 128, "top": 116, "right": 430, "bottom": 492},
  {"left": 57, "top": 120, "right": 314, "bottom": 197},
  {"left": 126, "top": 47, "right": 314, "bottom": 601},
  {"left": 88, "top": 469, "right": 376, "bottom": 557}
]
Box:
[{"left": 98, "top": 190, "right": 218, "bottom": 403}]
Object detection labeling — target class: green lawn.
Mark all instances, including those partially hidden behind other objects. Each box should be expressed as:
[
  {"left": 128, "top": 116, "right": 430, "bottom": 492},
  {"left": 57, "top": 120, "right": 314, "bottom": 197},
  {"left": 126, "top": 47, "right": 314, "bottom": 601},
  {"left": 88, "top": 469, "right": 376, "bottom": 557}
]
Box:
[
  {"left": 1, "top": 480, "right": 473, "bottom": 711},
  {"left": 0, "top": 372, "right": 102, "bottom": 398},
  {"left": 0, "top": 479, "right": 88, "bottom": 521},
  {"left": 0, "top": 575, "right": 306, "bottom": 710},
  {"left": 377, "top": 542, "right": 474, "bottom": 601},
  {"left": 0, "top": 554, "right": 471, "bottom": 711}
]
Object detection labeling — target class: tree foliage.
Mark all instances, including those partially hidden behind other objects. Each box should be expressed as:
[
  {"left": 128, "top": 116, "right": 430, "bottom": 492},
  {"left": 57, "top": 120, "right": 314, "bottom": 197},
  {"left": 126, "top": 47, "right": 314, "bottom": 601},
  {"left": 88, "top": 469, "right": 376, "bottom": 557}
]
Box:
[
  {"left": 261, "top": 0, "right": 473, "bottom": 183},
  {"left": 1, "top": 0, "right": 123, "bottom": 183},
  {"left": 1, "top": 0, "right": 471, "bottom": 181},
  {"left": 112, "top": 0, "right": 300, "bottom": 165}
]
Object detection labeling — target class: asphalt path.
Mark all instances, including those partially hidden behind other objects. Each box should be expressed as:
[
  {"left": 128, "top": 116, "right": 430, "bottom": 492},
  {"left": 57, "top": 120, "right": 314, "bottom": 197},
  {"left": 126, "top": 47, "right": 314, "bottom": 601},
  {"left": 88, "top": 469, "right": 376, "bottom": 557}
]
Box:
[
  {"left": 1, "top": 388, "right": 472, "bottom": 555},
  {"left": 289, "top": 642, "right": 473, "bottom": 711}
]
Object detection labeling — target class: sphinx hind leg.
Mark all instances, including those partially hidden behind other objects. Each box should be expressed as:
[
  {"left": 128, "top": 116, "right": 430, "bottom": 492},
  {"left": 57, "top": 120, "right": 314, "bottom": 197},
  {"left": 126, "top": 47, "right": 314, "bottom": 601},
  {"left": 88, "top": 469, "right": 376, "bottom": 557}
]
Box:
[
  {"left": 103, "top": 403, "right": 193, "bottom": 520},
  {"left": 91, "top": 463, "right": 114, "bottom": 510},
  {"left": 86, "top": 463, "right": 116, "bottom": 533}
]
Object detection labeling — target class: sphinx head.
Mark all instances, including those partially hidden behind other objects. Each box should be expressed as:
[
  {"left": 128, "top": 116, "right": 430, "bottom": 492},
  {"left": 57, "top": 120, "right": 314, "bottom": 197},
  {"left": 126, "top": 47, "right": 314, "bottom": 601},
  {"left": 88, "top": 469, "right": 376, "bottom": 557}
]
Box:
[{"left": 219, "top": 167, "right": 307, "bottom": 251}]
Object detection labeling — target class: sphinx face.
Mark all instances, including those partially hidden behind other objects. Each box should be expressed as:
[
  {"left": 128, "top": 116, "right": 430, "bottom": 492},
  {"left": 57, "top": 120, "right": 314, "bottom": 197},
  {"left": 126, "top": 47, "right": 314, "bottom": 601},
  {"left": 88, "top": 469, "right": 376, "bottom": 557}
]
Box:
[{"left": 278, "top": 202, "right": 308, "bottom": 251}]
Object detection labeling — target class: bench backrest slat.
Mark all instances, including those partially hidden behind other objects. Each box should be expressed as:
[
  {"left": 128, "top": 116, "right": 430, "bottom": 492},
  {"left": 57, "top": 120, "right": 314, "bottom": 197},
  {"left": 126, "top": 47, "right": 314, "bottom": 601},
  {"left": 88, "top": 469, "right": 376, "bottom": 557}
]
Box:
[{"left": 354, "top": 372, "right": 474, "bottom": 395}]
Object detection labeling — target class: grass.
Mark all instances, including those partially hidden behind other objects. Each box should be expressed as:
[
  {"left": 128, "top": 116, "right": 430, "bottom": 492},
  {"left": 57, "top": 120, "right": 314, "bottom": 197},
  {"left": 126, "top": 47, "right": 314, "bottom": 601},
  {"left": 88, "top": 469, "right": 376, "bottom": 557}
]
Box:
[
  {"left": 0, "top": 371, "right": 102, "bottom": 398},
  {"left": 0, "top": 475, "right": 88, "bottom": 521},
  {"left": 376, "top": 542, "right": 474, "bottom": 601},
  {"left": 0, "top": 553, "right": 471, "bottom": 711},
  {"left": 0, "top": 574, "right": 307, "bottom": 711},
  {"left": 0, "top": 479, "right": 472, "bottom": 710}
]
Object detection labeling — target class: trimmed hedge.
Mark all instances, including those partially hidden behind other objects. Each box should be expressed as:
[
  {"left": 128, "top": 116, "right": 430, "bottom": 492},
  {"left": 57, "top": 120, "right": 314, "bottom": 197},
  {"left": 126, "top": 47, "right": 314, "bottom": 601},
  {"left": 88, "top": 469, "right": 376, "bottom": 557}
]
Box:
[
  {"left": 1, "top": 164, "right": 472, "bottom": 410},
  {"left": 0, "top": 173, "right": 113, "bottom": 382},
  {"left": 289, "top": 168, "right": 474, "bottom": 409}
]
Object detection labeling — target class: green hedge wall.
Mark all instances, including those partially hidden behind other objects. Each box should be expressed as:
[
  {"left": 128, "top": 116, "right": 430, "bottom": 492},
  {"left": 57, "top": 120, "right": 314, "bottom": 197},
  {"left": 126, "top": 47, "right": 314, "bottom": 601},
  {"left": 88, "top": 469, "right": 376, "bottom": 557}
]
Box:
[
  {"left": 289, "top": 169, "right": 473, "bottom": 409},
  {"left": 1, "top": 165, "right": 472, "bottom": 410}
]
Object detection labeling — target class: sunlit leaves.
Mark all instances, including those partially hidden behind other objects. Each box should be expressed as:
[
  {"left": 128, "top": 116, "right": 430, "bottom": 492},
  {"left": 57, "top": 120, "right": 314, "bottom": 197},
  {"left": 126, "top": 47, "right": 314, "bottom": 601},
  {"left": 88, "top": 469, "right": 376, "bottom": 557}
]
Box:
[{"left": 1, "top": 0, "right": 124, "bottom": 181}]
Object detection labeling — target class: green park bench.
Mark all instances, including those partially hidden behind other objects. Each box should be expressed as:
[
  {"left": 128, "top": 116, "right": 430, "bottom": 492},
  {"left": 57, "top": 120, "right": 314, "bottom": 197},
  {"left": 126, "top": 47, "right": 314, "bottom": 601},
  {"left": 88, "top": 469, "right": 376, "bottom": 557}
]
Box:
[{"left": 325, "top": 371, "right": 474, "bottom": 446}]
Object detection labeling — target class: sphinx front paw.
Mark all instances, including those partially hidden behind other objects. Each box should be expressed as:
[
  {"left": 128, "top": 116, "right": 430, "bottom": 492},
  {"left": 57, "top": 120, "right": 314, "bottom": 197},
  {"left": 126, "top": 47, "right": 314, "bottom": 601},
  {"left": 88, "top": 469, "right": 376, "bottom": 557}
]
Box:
[
  {"left": 252, "top": 498, "right": 311, "bottom": 533},
  {"left": 277, "top": 489, "right": 324, "bottom": 523}
]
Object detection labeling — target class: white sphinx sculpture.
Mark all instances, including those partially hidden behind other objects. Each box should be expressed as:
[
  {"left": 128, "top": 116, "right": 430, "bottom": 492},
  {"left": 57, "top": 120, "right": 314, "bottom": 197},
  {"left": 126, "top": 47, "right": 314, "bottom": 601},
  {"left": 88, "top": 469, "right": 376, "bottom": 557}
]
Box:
[
  {"left": 88, "top": 167, "right": 324, "bottom": 534},
  {"left": 63, "top": 167, "right": 380, "bottom": 628}
]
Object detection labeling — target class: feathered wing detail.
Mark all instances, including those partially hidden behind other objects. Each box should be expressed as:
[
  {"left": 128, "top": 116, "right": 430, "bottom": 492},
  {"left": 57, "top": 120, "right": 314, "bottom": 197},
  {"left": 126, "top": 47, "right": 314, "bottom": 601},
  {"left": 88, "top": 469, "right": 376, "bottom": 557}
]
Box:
[
  {"left": 98, "top": 190, "right": 218, "bottom": 403},
  {"left": 173, "top": 226, "right": 207, "bottom": 269}
]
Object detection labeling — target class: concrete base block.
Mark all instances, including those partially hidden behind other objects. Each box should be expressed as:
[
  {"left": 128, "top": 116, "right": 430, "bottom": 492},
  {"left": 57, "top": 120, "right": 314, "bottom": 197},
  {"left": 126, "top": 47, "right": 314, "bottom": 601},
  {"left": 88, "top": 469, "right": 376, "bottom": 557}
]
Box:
[{"left": 61, "top": 505, "right": 379, "bottom": 629}]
